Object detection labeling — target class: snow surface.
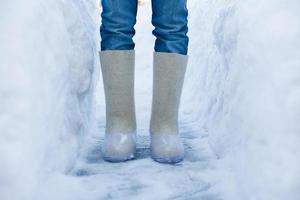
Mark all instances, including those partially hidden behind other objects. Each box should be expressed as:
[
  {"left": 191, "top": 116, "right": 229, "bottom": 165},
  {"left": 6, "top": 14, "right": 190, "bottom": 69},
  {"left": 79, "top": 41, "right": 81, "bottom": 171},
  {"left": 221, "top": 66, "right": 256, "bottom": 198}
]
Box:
[{"left": 0, "top": 0, "right": 299, "bottom": 199}]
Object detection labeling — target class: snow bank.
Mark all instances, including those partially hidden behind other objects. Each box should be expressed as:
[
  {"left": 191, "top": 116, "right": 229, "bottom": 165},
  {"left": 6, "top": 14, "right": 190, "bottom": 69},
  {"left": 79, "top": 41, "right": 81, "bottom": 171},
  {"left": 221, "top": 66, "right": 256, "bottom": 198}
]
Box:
[
  {"left": 226, "top": 1, "right": 300, "bottom": 199},
  {"left": 0, "top": 0, "right": 97, "bottom": 199},
  {"left": 183, "top": 0, "right": 300, "bottom": 199}
]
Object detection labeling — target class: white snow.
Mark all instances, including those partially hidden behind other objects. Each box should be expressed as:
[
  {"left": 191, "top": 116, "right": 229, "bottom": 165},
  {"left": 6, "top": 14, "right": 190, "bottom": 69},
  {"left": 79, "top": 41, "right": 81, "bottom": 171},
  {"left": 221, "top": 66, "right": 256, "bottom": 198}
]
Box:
[{"left": 0, "top": 0, "right": 299, "bottom": 199}]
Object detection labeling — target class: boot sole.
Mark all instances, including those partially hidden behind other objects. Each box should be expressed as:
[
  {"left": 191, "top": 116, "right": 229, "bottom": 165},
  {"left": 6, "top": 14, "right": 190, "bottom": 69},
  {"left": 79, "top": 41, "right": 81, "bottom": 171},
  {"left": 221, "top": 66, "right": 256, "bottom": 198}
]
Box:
[
  {"left": 151, "top": 155, "right": 184, "bottom": 164},
  {"left": 103, "top": 154, "right": 135, "bottom": 163}
]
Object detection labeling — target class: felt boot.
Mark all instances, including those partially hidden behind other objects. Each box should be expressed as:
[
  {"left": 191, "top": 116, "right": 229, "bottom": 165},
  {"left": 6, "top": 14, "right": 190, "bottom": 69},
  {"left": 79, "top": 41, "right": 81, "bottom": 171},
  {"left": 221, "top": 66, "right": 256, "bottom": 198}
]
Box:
[
  {"left": 100, "top": 50, "right": 137, "bottom": 162},
  {"left": 150, "top": 52, "right": 188, "bottom": 164}
]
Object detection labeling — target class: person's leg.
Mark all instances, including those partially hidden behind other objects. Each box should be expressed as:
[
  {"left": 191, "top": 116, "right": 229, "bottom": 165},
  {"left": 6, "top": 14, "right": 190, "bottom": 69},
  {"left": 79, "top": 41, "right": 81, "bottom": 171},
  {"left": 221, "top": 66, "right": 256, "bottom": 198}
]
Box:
[
  {"left": 150, "top": 0, "right": 189, "bottom": 164},
  {"left": 100, "top": 0, "right": 138, "bottom": 50},
  {"left": 100, "top": 0, "right": 138, "bottom": 162},
  {"left": 151, "top": 0, "right": 189, "bottom": 55}
]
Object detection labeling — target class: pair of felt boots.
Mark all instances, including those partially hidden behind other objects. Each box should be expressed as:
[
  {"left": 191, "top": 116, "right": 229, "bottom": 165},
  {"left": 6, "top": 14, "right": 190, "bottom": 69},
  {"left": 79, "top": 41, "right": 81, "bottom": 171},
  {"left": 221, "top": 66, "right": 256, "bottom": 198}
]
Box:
[{"left": 100, "top": 50, "right": 187, "bottom": 164}]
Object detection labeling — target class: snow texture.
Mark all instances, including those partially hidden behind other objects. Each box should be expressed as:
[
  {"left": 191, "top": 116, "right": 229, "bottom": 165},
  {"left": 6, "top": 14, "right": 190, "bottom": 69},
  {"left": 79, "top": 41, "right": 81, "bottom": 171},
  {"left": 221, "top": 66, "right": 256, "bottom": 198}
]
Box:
[{"left": 0, "top": 0, "right": 299, "bottom": 199}]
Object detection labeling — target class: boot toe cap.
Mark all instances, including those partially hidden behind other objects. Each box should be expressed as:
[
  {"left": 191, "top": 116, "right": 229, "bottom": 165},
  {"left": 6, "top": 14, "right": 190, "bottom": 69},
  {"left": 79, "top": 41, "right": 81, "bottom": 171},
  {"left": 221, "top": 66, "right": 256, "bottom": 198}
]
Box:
[
  {"left": 102, "top": 132, "right": 136, "bottom": 162},
  {"left": 150, "top": 134, "right": 184, "bottom": 164}
]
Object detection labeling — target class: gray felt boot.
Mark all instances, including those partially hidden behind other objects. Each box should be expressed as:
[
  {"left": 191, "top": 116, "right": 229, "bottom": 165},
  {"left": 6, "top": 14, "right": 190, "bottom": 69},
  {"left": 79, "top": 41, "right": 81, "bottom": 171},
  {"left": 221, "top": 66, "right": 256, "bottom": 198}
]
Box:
[
  {"left": 100, "top": 50, "right": 137, "bottom": 162},
  {"left": 150, "top": 52, "right": 188, "bottom": 164}
]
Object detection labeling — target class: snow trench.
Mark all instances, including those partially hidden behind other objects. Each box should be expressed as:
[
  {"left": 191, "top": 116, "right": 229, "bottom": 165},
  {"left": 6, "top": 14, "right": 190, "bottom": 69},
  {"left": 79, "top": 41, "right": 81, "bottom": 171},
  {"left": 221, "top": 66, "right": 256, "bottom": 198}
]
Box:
[{"left": 0, "top": 0, "right": 299, "bottom": 199}]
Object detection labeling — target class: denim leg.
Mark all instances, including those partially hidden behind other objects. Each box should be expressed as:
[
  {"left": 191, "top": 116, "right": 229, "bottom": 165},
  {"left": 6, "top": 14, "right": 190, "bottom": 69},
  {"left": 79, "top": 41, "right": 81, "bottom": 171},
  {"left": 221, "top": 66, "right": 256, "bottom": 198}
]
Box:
[
  {"left": 100, "top": 0, "right": 138, "bottom": 51},
  {"left": 151, "top": 0, "right": 189, "bottom": 55}
]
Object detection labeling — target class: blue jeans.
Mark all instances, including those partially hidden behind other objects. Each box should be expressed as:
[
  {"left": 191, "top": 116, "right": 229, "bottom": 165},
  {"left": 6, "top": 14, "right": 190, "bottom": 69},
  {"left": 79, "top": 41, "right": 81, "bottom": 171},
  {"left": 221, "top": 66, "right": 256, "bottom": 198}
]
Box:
[{"left": 100, "top": 0, "right": 189, "bottom": 55}]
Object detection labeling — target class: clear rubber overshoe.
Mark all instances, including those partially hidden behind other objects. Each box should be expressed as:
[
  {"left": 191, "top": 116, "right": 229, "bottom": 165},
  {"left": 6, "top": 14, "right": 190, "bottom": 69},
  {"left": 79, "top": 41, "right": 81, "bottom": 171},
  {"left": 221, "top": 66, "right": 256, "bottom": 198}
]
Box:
[
  {"left": 150, "top": 133, "right": 184, "bottom": 164},
  {"left": 102, "top": 132, "right": 137, "bottom": 162}
]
